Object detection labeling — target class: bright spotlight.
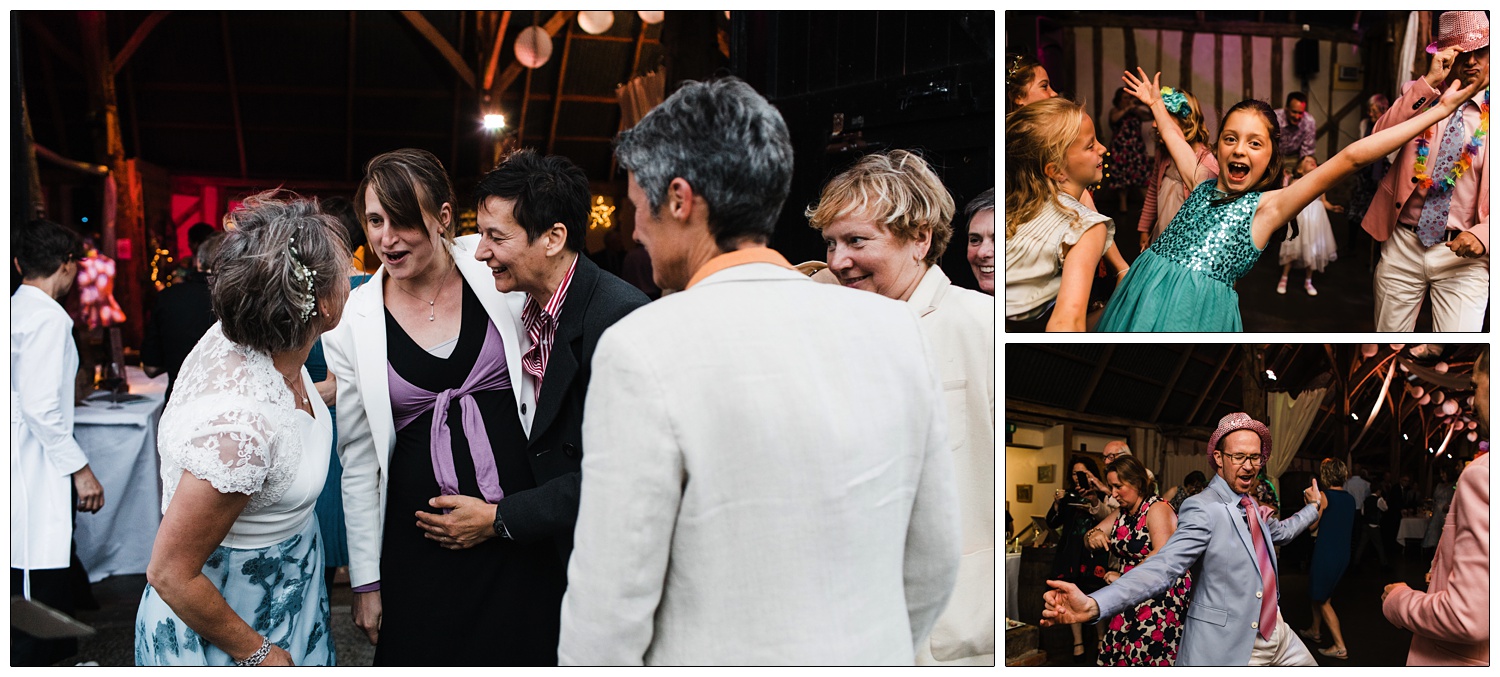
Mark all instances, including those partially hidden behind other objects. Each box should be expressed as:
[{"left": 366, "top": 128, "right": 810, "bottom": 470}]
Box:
[
  {"left": 1265, "top": 370, "right": 1277, "bottom": 381},
  {"left": 483, "top": 114, "right": 506, "bottom": 131},
  {"left": 1350, "top": 413, "right": 1359, "bottom": 420}
]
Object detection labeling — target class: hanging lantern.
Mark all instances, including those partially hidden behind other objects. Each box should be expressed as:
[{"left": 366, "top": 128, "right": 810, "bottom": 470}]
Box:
[
  {"left": 1433, "top": 390, "right": 1446, "bottom": 404},
  {"left": 1360, "top": 344, "right": 1378, "bottom": 357},
  {"left": 1419, "top": 394, "right": 1431, "bottom": 405},
  {"left": 1412, "top": 385, "right": 1424, "bottom": 398},
  {"left": 1468, "top": 421, "right": 1478, "bottom": 430},
  {"left": 578, "top": 11, "right": 615, "bottom": 35},
  {"left": 1468, "top": 431, "right": 1479, "bottom": 442},
  {"left": 1434, "top": 361, "right": 1450, "bottom": 373},
  {"left": 724, "top": 10, "right": 732, "bottom": 19},
  {"left": 1389, "top": 344, "right": 1405, "bottom": 351},
  {"left": 1443, "top": 399, "right": 1461, "bottom": 416},
  {"left": 1399, "top": 362, "right": 1409, "bottom": 372},
  {"left": 515, "top": 25, "right": 554, "bottom": 69},
  {"left": 637, "top": 10, "right": 665, "bottom": 25}
]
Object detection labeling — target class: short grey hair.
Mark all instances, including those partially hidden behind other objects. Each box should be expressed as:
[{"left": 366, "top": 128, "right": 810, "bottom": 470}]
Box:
[
  {"left": 212, "top": 191, "right": 350, "bottom": 355},
  {"left": 614, "top": 77, "right": 794, "bottom": 251},
  {"left": 964, "top": 187, "right": 995, "bottom": 226}
]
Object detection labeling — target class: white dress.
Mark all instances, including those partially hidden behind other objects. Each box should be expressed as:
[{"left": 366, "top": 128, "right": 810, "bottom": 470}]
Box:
[
  {"left": 134, "top": 323, "right": 335, "bottom": 665},
  {"left": 1278, "top": 197, "right": 1338, "bottom": 272}
]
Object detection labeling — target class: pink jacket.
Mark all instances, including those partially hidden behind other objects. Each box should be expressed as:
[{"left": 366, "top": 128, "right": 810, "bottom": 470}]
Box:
[
  {"left": 1382, "top": 453, "right": 1489, "bottom": 666},
  {"left": 1362, "top": 79, "right": 1489, "bottom": 250}
]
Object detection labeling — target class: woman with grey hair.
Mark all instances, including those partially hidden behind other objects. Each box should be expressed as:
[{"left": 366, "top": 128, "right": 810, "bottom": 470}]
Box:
[{"left": 135, "top": 192, "right": 351, "bottom": 666}]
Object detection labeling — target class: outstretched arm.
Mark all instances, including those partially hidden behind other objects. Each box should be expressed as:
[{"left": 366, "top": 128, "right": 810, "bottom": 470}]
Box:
[
  {"left": 1254, "top": 76, "right": 1488, "bottom": 247},
  {"left": 1122, "top": 69, "right": 1203, "bottom": 194},
  {"left": 1046, "top": 222, "right": 1107, "bottom": 332}
]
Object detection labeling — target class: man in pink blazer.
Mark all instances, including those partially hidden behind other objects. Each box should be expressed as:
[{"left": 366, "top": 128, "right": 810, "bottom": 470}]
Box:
[
  {"left": 1382, "top": 348, "right": 1489, "bottom": 665},
  {"left": 1363, "top": 11, "right": 1489, "bottom": 332}
]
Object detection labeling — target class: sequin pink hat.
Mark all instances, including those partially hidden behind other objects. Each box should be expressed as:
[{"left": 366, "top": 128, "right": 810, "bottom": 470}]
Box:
[
  {"left": 1427, "top": 11, "right": 1489, "bottom": 55},
  {"left": 1206, "top": 412, "right": 1272, "bottom": 470}
]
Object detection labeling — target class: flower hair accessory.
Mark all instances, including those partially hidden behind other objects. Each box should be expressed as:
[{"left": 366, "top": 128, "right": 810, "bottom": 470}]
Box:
[
  {"left": 287, "top": 228, "right": 319, "bottom": 323},
  {"left": 1160, "top": 86, "right": 1190, "bottom": 119},
  {"left": 1006, "top": 54, "right": 1031, "bottom": 84}
]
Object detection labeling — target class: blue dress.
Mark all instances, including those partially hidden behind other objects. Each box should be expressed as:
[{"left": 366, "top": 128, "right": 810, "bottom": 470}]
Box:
[
  {"left": 1096, "top": 180, "right": 1265, "bottom": 331},
  {"left": 1309, "top": 488, "right": 1355, "bottom": 602}
]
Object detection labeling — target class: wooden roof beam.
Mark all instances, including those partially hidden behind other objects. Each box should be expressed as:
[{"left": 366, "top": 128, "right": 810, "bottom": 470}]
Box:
[
  {"left": 221, "top": 12, "right": 248, "bottom": 179},
  {"left": 113, "top": 11, "right": 170, "bottom": 72},
  {"left": 1149, "top": 346, "right": 1195, "bottom": 423},
  {"left": 482, "top": 10, "right": 512, "bottom": 90},
  {"left": 400, "top": 11, "right": 476, "bottom": 90},
  {"left": 21, "top": 14, "right": 84, "bottom": 72},
  {"left": 1075, "top": 345, "right": 1115, "bottom": 412}
]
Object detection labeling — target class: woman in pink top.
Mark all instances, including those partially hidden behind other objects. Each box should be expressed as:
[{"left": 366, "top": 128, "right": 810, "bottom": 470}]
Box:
[{"left": 1136, "top": 86, "right": 1217, "bottom": 252}]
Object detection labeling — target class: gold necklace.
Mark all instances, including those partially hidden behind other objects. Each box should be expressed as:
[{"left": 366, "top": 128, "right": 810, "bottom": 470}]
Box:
[{"left": 393, "top": 264, "right": 453, "bottom": 322}]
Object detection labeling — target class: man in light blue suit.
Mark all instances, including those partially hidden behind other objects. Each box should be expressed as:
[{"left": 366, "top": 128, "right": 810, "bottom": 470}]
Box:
[{"left": 1043, "top": 412, "right": 1323, "bottom": 666}]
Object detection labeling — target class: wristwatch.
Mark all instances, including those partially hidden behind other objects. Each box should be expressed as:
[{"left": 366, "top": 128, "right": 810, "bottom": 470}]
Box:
[{"left": 492, "top": 510, "right": 512, "bottom": 540}]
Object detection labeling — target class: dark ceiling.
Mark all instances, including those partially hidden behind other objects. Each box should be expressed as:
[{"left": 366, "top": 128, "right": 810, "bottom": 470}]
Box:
[
  {"left": 1006, "top": 343, "right": 1487, "bottom": 471},
  {"left": 17, "top": 10, "right": 676, "bottom": 187}
]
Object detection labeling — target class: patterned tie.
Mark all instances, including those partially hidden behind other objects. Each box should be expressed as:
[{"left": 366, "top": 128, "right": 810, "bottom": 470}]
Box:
[
  {"left": 1240, "top": 496, "right": 1278, "bottom": 641},
  {"left": 1415, "top": 109, "right": 1470, "bottom": 247}
]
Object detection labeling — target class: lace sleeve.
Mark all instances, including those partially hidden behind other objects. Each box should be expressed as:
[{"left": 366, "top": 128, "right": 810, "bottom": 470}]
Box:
[
  {"left": 170, "top": 395, "right": 274, "bottom": 496},
  {"left": 157, "top": 323, "right": 301, "bottom": 513}
]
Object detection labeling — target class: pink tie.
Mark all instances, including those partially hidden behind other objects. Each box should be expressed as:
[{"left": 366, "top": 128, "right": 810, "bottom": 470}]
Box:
[{"left": 1240, "top": 496, "right": 1278, "bottom": 640}]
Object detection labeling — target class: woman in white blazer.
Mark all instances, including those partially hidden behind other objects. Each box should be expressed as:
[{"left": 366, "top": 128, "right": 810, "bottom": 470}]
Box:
[
  {"left": 11, "top": 218, "right": 105, "bottom": 666},
  {"left": 322, "top": 149, "right": 545, "bottom": 665},
  {"left": 808, "top": 150, "right": 997, "bottom": 665}
]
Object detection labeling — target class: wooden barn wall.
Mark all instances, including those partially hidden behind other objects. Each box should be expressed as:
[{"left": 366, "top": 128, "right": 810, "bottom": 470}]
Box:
[{"left": 1073, "top": 27, "right": 1363, "bottom": 161}]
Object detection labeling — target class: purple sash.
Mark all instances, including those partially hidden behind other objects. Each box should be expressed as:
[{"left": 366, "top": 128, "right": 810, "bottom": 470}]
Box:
[{"left": 388, "top": 320, "right": 511, "bottom": 506}]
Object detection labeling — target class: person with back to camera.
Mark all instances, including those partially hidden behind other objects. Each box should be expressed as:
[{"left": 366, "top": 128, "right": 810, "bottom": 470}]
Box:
[
  {"left": 12, "top": 218, "right": 103, "bottom": 667},
  {"left": 1043, "top": 412, "right": 1325, "bottom": 665},
  {"left": 556, "top": 77, "right": 960, "bottom": 665},
  {"left": 135, "top": 192, "right": 350, "bottom": 666}
]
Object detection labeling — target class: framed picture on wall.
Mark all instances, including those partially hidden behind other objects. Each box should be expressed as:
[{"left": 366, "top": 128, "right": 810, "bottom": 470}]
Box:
[
  {"left": 1038, "top": 464, "right": 1055, "bottom": 483},
  {"left": 1017, "top": 484, "right": 1033, "bottom": 503}
]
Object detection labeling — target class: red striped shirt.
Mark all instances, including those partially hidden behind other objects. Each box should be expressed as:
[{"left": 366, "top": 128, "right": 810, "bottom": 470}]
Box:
[{"left": 521, "top": 254, "right": 579, "bottom": 402}]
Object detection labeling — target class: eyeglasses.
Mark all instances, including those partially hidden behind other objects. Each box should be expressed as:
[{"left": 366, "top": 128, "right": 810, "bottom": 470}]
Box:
[{"left": 1219, "top": 452, "right": 1263, "bottom": 468}]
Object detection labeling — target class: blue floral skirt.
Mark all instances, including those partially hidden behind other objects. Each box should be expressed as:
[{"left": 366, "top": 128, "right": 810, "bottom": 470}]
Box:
[{"left": 134, "top": 515, "right": 335, "bottom": 666}]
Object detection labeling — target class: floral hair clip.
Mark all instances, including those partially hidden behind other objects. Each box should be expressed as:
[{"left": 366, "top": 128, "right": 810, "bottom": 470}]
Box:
[
  {"left": 1160, "top": 87, "right": 1191, "bottom": 119},
  {"left": 288, "top": 230, "right": 319, "bottom": 323},
  {"left": 1006, "top": 54, "right": 1031, "bottom": 83}
]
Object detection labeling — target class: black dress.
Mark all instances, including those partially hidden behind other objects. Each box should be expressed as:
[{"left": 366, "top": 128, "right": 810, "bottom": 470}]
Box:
[{"left": 375, "top": 280, "right": 568, "bottom": 666}]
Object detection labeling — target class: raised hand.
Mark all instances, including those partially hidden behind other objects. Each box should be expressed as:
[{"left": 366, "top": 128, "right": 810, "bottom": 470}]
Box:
[
  {"left": 1041, "top": 579, "right": 1100, "bottom": 626},
  {"left": 1121, "top": 68, "right": 1162, "bottom": 108},
  {"left": 1304, "top": 478, "right": 1322, "bottom": 506},
  {"left": 1425, "top": 47, "right": 1462, "bottom": 89}
]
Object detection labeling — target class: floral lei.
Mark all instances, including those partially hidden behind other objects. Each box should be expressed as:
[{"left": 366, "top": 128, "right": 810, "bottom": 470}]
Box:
[{"left": 1413, "top": 89, "right": 1489, "bottom": 194}]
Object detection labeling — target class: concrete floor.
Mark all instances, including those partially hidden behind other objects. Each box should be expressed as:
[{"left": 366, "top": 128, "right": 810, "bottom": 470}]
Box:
[
  {"left": 50, "top": 574, "right": 373, "bottom": 667},
  {"left": 1080, "top": 186, "right": 1489, "bottom": 333},
  {"left": 1029, "top": 533, "right": 1443, "bottom": 666}
]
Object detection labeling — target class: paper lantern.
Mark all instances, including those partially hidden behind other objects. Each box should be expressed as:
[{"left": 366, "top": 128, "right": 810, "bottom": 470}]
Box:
[
  {"left": 637, "top": 10, "right": 664, "bottom": 24},
  {"left": 515, "top": 26, "right": 554, "bottom": 69},
  {"left": 1469, "top": 421, "right": 1478, "bottom": 430},
  {"left": 1399, "top": 362, "right": 1409, "bottom": 372},
  {"left": 724, "top": 10, "right": 731, "bottom": 19},
  {"left": 1389, "top": 344, "right": 1405, "bottom": 351},
  {"left": 1360, "top": 344, "right": 1378, "bottom": 357},
  {"left": 1443, "top": 399, "right": 1460, "bottom": 416},
  {"left": 1434, "top": 361, "right": 1450, "bottom": 373},
  {"left": 1467, "top": 431, "right": 1478, "bottom": 442},
  {"left": 1433, "top": 390, "right": 1446, "bottom": 404},
  {"left": 578, "top": 11, "right": 614, "bottom": 35},
  {"left": 1419, "top": 394, "right": 1431, "bottom": 405},
  {"left": 1411, "top": 385, "right": 1424, "bottom": 398}
]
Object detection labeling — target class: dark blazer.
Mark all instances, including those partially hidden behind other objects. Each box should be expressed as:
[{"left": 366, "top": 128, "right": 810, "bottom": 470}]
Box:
[
  {"left": 140, "top": 273, "right": 216, "bottom": 401},
  {"left": 495, "top": 253, "right": 649, "bottom": 565}
]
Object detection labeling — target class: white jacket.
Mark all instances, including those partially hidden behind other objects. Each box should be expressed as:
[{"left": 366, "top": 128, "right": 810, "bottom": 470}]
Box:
[
  {"left": 558, "top": 260, "right": 962, "bottom": 665},
  {"left": 908, "top": 265, "right": 996, "bottom": 665},
  {"left": 322, "top": 235, "right": 533, "bottom": 588},
  {"left": 11, "top": 285, "right": 88, "bottom": 571}
]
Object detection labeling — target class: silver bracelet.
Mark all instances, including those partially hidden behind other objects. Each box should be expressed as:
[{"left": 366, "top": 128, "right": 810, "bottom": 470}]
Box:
[{"left": 236, "top": 637, "right": 272, "bottom": 667}]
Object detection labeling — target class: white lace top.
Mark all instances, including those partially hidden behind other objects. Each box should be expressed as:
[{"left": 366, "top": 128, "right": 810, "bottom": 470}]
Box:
[{"left": 156, "top": 323, "right": 331, "bottom": 549}]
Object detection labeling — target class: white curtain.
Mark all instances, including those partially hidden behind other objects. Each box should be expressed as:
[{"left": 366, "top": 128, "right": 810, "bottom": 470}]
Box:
[
  {"left": 1162, "top": 451, "right": 1215, "bottom": 494},
  {"left": 1266, "top": 388, "right": 1328, "bottom": 493},
  {"left": 1397, "top": 11, "right": 1420, "bottom": 85}
]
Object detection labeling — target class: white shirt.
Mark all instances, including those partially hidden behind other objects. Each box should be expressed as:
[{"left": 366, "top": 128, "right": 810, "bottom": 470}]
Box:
[
  {"left": 11, "top": 285, "right": 88, "bottom": 570},
  {"left": 1004, "top": 193, "right": 1114, "bottom": 321},
  {"left": 156, "top": 324, "right": 330, "bottom": 549}
]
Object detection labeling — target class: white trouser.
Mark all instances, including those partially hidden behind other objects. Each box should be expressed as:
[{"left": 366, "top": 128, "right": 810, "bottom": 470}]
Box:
[
  {"left": 1374, "top": 226, "right": 1489, "bottom": 332},
  {"left": 1248, "top": 609, "right": 1317, "bottom": 666}
]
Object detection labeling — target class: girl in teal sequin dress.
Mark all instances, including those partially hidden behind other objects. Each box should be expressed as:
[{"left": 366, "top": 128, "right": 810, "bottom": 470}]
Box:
[{"left": 1097, "top": 68, "right": 1486, "bottom": 331}]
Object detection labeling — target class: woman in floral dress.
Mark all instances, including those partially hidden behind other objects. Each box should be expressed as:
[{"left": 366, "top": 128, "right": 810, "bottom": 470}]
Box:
[
  {"left": 1096, "top": 456, "right": 1191, "bottom": 666},
  {"left": 1105, "top": 87, "right": 1152, "bottom": 212}
]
